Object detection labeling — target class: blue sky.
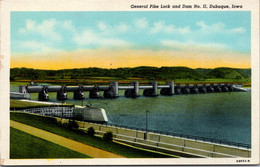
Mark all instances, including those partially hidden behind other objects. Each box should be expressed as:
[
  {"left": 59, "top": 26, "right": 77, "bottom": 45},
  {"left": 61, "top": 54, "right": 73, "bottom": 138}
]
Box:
[{"left": 10, "top": 11, "right": 251, "bottom": 69}]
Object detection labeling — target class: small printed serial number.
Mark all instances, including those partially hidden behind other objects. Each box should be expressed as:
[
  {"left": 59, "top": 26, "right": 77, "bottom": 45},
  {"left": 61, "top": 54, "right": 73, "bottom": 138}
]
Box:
[{"left": 236, "top": 159, "right": 250, "bottom": 163}]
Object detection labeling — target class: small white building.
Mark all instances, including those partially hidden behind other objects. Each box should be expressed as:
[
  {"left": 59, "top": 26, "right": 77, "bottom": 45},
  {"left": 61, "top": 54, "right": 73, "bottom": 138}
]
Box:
[{"left": 74, "top": 105, "right": 108, "bottom": 123}]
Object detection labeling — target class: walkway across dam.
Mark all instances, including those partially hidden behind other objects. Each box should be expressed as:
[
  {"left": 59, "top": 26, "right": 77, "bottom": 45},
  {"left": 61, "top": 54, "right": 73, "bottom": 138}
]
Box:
[{"left": 17, "top": 81, "right": 247, "bottom": 101}]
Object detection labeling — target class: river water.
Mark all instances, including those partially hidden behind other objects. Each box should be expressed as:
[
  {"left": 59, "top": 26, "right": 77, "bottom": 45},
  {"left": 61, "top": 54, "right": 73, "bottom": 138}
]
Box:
[{"left": 10, "top": 82, "right": 251, "bottom": 145}]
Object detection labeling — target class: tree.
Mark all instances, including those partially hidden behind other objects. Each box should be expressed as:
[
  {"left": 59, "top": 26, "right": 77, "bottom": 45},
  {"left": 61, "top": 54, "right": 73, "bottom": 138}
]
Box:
[
  {"left": 86, "top": 127, "right": 95, "bottom": 136},
  {"left": 67, "top": 120, "right": 79, "bottom": 129},
  {"left": 103, "top": 131, "right": 113, "bottom": 142}
]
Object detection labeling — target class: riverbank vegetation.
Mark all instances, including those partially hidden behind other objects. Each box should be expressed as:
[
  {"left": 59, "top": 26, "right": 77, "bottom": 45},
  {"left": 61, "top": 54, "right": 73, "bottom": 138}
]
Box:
[
  {"left": 10, "top": 67, "right": 251, "bottom": 86},
  {"left": 10, "top": 112, "right": 173, "bottom": 158},
  {"left": 10, "top": 127, "right": 90, "bottom": 159}
]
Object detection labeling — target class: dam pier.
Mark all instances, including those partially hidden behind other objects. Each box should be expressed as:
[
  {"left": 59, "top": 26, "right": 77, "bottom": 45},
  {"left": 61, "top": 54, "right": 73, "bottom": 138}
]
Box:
[{"left": 16, "top": 81, "right": 247, "bottom": 101}]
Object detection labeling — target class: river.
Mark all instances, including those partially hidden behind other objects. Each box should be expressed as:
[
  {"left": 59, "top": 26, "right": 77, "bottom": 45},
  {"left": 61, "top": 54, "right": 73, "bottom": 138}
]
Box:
[{"left": 10, "top": 82, "right": 251, "bottom": 145}]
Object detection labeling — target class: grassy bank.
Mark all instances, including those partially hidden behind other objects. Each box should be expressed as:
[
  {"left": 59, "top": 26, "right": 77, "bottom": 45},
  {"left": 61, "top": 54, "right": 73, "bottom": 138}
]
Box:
[
  {"left": 10, "top": 127, "right": 90, "bottom": 159},
  {"left": 10, "top": 99, "right": 51, "bottom": 108},
  {"left": 10, "top": 112, "right": 172, "bottom": 158},
  {"left": 10, "top": 99, "right": 73, "bottom": 110}
]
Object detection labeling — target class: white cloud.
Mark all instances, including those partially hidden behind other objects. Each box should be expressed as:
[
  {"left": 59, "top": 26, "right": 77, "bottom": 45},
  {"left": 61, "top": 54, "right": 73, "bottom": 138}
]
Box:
[
  {"left": 96, "top": 21, "right": 129, "bottom": 34},
  {"left": 151, "top": 21, "right": 164, "bottom": 33},
  {"left": 73, "top": 29, "right": 131, "bottom": 48},
  {"left": 196, "top": 21, "right": 246, "bottom": 34},
  {"left": 18, "top": 19, "right": 36, "bottom": 33},
  {"left": 196, "top": 21, "right": 225, "bottom": 32},
  {"left": 99, "top": 38, "right": 130, "bottom": 47},
  {"left": 178, "top": 26, "right": 190, "bottom": 34},
  {"left": 61, "top": 20, "right": 76, "bottom": 32},
  {"left": 73, "top": 29, "right": 97, "bottom": 45},
  {"left": 16, "top": 40, "right": 58, "bottom": 53},
  {"left": 161, "top": 40, "right": 229, "bottom": 52},
  {"left": 18, "top": 19, "right": 62, "bottom": 41},
  {"left": 97, "top": 21, "right": 107, "bottom": 31},
  {"left": 150, "top": 21, "right": 190, "bottom": 34},
  {"left": 25, "top": 19, "right": 36, "bottom": 30},
  {"left": 134, "top": 17, "right": 148, "bottom": 29},
  {"left": 231, "top": 27, "right": 246, "bottom": 33},
  {"left": 117, "top": 23, "right": 128, "bottom": 32}
]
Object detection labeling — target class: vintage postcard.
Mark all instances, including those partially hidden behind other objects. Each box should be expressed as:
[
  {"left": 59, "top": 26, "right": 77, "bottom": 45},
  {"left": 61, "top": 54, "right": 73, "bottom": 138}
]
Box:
[{"left": 0, "top": 0, "right": 259, "bottom": 165}]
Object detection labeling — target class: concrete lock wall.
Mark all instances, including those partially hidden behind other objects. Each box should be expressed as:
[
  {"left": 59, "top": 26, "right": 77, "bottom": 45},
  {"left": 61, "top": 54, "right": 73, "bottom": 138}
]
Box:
[
  {"left": 160, "top": 135, "right": 185, "bottom": 146},
  {"left": 135, "top": 138, "right": 157, "bottom": 146},
  {"left": 183, "top": 147, "right": 214, "bottom": 157},
  {"left": 147, "top": 133, "right": 160, "bottom": 141},
  {"left": 136, "top": 131, "right": 145, "bottom": 139},
  {"left": 60, "top": 119, "right": 251, "bottom": 158},
  {"left": 214, "top": 145, "right": 250, "bottom": 157},
  {"left": 158, "top": 142, "right": 183, "bottom": 152},
  {"left": 117, "top": 128, "right": 137, "bottom": 137},
  {"left": 76, "top": 121, "right": 84, "bottom": 128},
  {"left": 184, "top": 139, "right": 214, "bottom": 152},
  {"left": 88, "top": 124, "right": 100, "bottom": 131},
  {"left": 116, "top": 134, "right": 136, "bottom": 142},
  {"left": 83, "top": 122, "right": 93, "bottom": 129},
  {"left": 100, "top": 126, "right": 117, "bottom": 134}
]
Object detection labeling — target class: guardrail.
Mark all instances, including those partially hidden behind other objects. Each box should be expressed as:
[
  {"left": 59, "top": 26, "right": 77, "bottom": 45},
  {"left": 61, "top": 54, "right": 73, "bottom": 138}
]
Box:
[{"left": 103, "top": 123, "right": 251, "bottom": 149}]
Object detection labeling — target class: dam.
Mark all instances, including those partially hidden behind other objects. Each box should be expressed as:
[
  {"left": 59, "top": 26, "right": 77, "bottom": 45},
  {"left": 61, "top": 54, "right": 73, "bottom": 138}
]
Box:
[{"left": 17, "top": 81, "right": 247, "bottom": 101}]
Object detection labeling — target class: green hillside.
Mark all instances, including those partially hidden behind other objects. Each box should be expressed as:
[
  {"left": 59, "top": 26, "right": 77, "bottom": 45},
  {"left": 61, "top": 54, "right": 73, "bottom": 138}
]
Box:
[
  {"left": 206, "top": 67, "right": 249, "bottom": 80},
  {"left": 194, "top": 68, "right": 213, "bottom": 75},
  {"left": 158, "top": 67, "right": 205, "bottom": 80},
  {"left": 235, "top": 68, "right": 251, "bottom": 78},
  {"left": 10, "top": 66, "right": 251, "bottom": 82},
  {"left": 10, "top": 66, "right": 205, "bottom": 81}
]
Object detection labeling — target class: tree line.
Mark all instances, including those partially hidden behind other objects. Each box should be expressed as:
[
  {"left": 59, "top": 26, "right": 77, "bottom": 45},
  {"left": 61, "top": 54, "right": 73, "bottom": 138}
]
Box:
[{"left": 10, "top": 66, "right": 251, "bottom": 81}]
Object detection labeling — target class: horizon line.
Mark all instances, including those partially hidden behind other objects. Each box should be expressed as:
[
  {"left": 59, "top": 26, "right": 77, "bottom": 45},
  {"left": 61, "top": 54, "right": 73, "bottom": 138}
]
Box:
[{"left": 10, "top": 66, "right": 252, "bottom": 71}]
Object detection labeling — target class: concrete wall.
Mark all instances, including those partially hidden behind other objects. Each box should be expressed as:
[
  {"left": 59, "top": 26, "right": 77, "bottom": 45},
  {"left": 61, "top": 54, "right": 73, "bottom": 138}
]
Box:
[
  {"left": 160, "top": 135, "right": 185, "bottom": 146},
  {"left": 214, "top": 145, "right": 251, "bottom": 157},
  {"left": 117, "top": 128, "right": 136, "bottom": 137},
  {"left": 158, "top": 142, "right": 183, "bottom": 152},
  {"left": 87, "top": 123, "right": 100, "bottom": 130},
  {"left": 91, "top": 123, "right": 250, "bottom": 157},
  {"left": 136, "top": 131, "right": 145, "bottom": 139},
  {"left": 147, "top": 133, "right": 160, "bottom": 141},
  {"left": 76, "top": 121, "right": 84, "bottom": 128},
  {"left": 100, "top": 126, "right": 117, "bottom": 134},
  {"left": 185, "top": 140, "right": 214, "bottom": 152},
  {"left": 57, "top": 117, "right": 251, "bottom": 158}
]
